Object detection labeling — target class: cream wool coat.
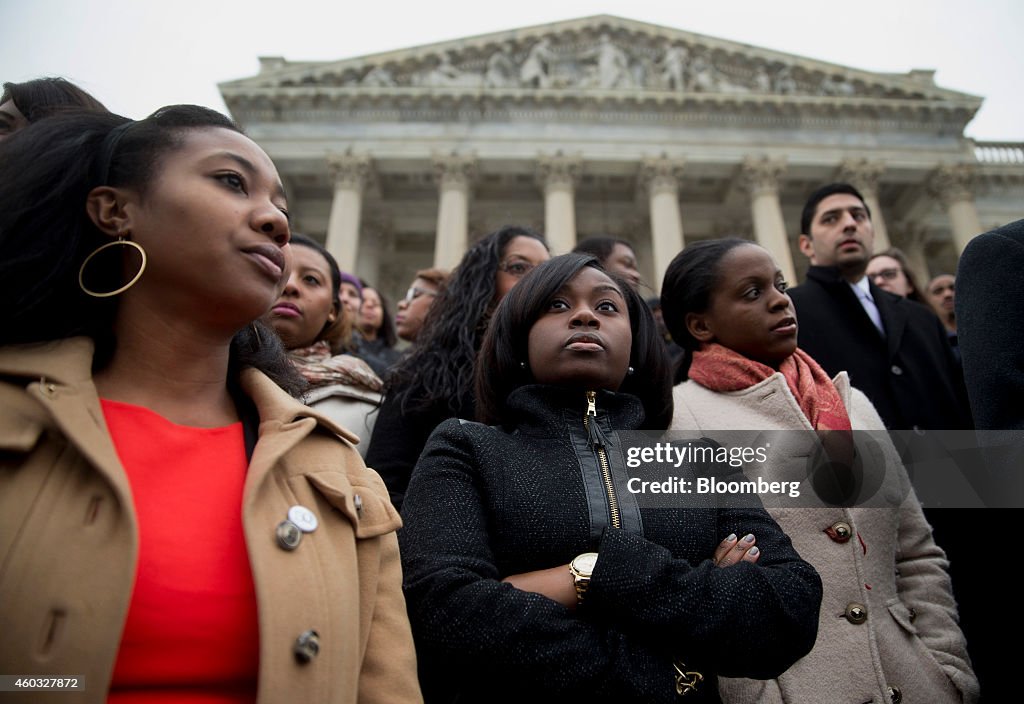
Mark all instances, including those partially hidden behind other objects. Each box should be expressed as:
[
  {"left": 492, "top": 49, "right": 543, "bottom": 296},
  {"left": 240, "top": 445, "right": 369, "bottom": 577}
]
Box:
[
  {"left": 0, "top": 337, "right": 422, "bottom": 704},
  {"left": 671, "top": 372, "right": 977, "bottom": 704}
]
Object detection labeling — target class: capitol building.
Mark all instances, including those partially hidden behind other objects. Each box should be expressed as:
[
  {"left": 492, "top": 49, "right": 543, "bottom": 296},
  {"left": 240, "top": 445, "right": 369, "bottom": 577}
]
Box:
[{"left": 220, "top": 15, "right": 1024, "bottom": 300}]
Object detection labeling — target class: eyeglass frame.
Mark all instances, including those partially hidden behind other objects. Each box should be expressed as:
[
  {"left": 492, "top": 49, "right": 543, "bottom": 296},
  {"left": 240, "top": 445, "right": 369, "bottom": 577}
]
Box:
[
  {"left": 869, "top": 268, "right": 902, "bottom": 282},
  {"left": 496, "top": 259, "right": 538, "bottom": 278},
  {"left": 402, "top": 286, "right": 438, "bottom": 304}
]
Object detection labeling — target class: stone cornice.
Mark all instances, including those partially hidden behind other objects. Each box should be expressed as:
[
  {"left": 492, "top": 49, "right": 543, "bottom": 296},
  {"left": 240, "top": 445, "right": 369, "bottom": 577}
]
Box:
[{"left": 223, "top": 86, "right": 980, "bottom": 135}]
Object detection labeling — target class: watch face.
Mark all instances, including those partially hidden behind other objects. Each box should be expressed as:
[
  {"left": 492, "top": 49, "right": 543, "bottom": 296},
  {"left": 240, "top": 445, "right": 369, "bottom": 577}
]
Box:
[{"left": 573, "top": 552, "right": 598, "bottom": 574}]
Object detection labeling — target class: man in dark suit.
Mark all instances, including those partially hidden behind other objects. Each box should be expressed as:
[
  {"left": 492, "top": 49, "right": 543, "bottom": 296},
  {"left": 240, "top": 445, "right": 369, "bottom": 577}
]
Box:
[
  {"left": 790, "top": 182, "right": 988, "bottom": 695},
  {"left": 788, "top": 182, "right": 971, "bottom": 431}
]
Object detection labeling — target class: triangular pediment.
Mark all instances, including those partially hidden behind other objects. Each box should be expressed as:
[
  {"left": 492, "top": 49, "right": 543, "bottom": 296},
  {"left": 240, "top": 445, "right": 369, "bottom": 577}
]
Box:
[{"left": 221, "top": 15, "right": 978, "bottom": 107}]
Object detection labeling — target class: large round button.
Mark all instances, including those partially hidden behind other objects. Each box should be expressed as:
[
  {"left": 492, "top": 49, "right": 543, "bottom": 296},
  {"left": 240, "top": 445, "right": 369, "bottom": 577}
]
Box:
[
  {"left": 888, "top": 685, "right": 902, "bottom": 703},
  {"left": 826, "top": 521, "right": 852, "bottom": 543},
  {"left": 890, "top": 365, "right": 903, "bottom": 376},
  {"left": 288, "top": 505, "right": 319, "bottom": 533},
  {"left": 844, "top": 602, "right": 868, "bottom": 624},
  {"left": 293, "top": 629, "right": 321, "bottom": 663},
  {"left": 276, "top": 520, "right": 302, "bottom": 550}
]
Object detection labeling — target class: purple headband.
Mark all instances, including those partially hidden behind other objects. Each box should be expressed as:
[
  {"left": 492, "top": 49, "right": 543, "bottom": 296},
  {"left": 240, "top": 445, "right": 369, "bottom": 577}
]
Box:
[{"left": 339, "top": 272, "right": 363, "bottom": 297}]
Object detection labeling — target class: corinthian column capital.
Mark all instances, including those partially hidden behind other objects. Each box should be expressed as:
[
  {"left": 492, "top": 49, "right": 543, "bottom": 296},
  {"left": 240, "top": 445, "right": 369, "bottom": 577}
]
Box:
[
  {"left": 433, "top": 152, "right": 478, "bottom": 190},
  {"left": 739, "top": 156, "right": 787, "bottom": 197},
  {"left": 836, "top": 158, "right": 886, "bottom": 194},
  {"left": 536, "top": 152, "right": 583, "bottom": 191},
  {"left": 639, "top": 155, "right": 685, "bottom": 196},
  {"left": 928, "top": 163, "right": 979, "bottom": 207},
  {"left": 327, "top": 149, "right": 374, "bottom": 191}
]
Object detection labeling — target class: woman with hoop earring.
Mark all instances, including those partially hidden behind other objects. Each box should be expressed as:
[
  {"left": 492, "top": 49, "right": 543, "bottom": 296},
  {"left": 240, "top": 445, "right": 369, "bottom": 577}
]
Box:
[{"left": 0, "top": 107, "right": 421, "bottom": 703}]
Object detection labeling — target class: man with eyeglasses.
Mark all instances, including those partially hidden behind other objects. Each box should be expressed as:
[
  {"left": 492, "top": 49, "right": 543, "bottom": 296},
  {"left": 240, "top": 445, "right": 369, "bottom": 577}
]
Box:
[
  {"left": 395, "top": 268, "right": 448, "bottom": 344},
  {"left": 788, "top": 182, "right": 970, "bottom": 432}
]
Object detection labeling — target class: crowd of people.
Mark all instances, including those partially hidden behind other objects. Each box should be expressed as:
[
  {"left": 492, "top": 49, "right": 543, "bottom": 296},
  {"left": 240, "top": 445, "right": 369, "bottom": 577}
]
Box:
[{"left": 0, "top": 75, "right": 1017, "bottom": 703}]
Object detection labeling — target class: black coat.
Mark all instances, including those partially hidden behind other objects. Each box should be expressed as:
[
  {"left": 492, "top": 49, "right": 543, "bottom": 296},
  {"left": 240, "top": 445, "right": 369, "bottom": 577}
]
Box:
[
  {"left": 788, "top": 265, "right": 971, "bottom": 430},
  {"left": 399, "top": 385, "right": 822, "bottom": 704},
  {"left": 957, "top": 218, "right": 1024, "bottom": 432},
  {"left": 365, "top": 386, "right": 475, "bottom": 511}
]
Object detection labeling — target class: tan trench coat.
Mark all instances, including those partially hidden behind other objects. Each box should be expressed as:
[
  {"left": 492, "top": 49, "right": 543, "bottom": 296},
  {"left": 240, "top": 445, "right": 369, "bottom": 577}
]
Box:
[{"left": 0, "top": 337, "right": 422, "bottom": 704}]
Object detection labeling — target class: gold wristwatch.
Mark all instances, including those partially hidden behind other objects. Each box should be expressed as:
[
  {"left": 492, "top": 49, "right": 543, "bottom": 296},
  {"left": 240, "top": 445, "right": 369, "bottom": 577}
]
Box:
[{"left": 569, "top": 552, "right": 599, "bottom": 605}]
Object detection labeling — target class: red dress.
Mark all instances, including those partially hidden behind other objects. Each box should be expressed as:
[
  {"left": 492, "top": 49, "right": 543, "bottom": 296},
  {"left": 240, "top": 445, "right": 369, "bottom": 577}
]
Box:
[{"left": 102, "top": 400, "right": 258, "bottom": 704}]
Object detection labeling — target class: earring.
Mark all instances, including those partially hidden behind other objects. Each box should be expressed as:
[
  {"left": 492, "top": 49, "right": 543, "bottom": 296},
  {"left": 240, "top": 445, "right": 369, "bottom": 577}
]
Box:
[
  {"left": 519, "top": 361, "right": 527, "bottom": 370},
  {"left": 79, "top": 235, "right": 147, "bottom": 298},
  {"left": 627, "top": 366, "right": 635, "bottom": 376}
]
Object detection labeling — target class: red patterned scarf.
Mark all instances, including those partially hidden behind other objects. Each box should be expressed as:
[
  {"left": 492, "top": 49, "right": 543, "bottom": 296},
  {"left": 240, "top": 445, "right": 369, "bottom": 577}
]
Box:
[
  {"left": 288, "top": 340, "right": 383, "bottom": 393},
  {"left": 688, "top": 343, "right": 852, "bottom": 431}
]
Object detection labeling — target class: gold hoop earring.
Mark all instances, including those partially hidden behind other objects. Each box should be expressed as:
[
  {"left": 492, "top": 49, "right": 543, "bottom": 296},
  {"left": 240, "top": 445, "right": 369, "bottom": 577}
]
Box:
[{"left": 78, "top": 236, "right": 147, "bottom": 298}]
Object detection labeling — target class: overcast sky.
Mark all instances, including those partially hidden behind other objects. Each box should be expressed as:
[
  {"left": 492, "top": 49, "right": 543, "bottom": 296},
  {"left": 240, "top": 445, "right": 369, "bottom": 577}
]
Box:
[{"left": 2, "top": 0, "right": 1020, "bottom": 141}]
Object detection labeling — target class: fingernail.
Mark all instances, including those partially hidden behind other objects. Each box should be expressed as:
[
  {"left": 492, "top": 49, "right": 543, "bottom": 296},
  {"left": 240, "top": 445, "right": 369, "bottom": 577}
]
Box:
[
  {"left": 742, "top": 533, "right": 755, "bottom": 543},
  {"left": 748, "top": 546, "right": 759, "bottom": 556},
  {"left": 725, "top": 533, "right": 737, "bottom": 542}
]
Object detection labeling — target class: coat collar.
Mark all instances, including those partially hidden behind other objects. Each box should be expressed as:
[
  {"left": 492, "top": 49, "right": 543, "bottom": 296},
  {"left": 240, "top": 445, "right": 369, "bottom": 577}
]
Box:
[
  {"left": 0, "top": 337, "right": 134, "bottom": 510},
  {"left": 0, "top": 337, "right": 362, "bottom": 495},
  {"left": 504, "top": 384, "right": 646, "bottom": 434}
]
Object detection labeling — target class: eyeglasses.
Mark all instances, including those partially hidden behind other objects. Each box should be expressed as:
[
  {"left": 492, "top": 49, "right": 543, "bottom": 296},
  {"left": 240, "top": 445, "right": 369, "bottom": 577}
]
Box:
[
  {"left": 870, "top": 268, "right": 901, "bottom": 281},
  {"left": 403, "top": 286, "right": 437, "bottom": 304},
  {"left": 497, "top": 259, "right": 537, "bottom": 278}
]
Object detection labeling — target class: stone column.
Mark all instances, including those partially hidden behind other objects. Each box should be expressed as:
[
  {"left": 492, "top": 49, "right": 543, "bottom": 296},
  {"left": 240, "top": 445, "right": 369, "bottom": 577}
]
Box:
[
  {"left": 325, "top": 150, "right": 373, "bottom": 274},
  {"left": 432, "top": 153, "right": 478, "bottom": 270},
  {"left": 355, "top": 220, "right": 390, "bottom": 287},
  {"left": 536, "top": 153, "right": 582, "bottom": 254},
  {"left": 893, "top": 221, "right": 931, "bottom": 285},
  {"left": 929, "top": 164, "right": 983, "bottom": 253},
  {"left": 639, "top": 156, "right": 686, "bottom": 287},
  {"left": 739, "top": 156, "right": 796, "bottom": 284},
  {"left": 837, "top": 158, "right": 890, "bottom": 252}
]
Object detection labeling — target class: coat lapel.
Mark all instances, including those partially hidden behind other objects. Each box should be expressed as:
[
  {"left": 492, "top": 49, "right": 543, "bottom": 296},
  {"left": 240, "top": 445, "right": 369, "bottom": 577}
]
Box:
[
  {"left": 239, "top": 369, "right": 361, "bottom": 500},
  {"left": 870, "top": 283, "right": 907, "bottom": 361},
  {"left": 0, "top": 338, "right": 135, "bottom": 509}
]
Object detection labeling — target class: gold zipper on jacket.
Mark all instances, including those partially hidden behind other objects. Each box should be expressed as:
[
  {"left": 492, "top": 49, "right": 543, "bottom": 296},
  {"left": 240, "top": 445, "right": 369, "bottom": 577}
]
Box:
[{"left": 585, "top": 390, "right": 621, "bottom": 529}]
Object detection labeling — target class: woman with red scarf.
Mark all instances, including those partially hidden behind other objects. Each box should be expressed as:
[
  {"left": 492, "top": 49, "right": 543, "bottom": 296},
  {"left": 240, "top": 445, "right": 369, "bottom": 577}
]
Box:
[{"left": 661, "top": 239, "right": 977, "bottom": 704}]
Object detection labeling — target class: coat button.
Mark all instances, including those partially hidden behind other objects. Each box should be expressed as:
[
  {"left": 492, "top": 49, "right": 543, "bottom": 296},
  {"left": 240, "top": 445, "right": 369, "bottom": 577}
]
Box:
[
  {"left": 826, "top": 521, "right": 852, "bottom": 543},
  {"left": 293, "top": 629, "right": 320, "bottom": 663},
  {"left": 288, "top": 505, "right": 319, "bottom": 533},
  {"left": 276, "top": 520, "right": 302, "bottom": 550},
  {"left": 888, "top": 685, "right": 902, "bottom": 703},
  {"left": 845, "top": 602, "right": 868, "bottom": 624},
  {"left": 890, "top": 364, "right": 903, "bottom": 376}
]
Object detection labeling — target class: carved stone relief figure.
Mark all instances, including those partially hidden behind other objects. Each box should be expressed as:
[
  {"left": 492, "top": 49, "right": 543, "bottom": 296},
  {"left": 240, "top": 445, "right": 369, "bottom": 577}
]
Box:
[
  {"left": 485, "top": 47, "right": 519, "bottom": 88},
  {"left": 774, "top": 66, "right": 798, "bottom": 94},
  {"left": 753, "top": 65, "right": 772, "bottom": 93},
  {"left": 420, "top": 52, "right": 481, "bottom": 88},
  {"left": 362, "top": 66, "right": 397, "bottom": 87},
  {"left": 591, "top": 34, "right": 634, "bottom": 90},
  {"left": 820, "top": 76, "right": 856, "bottom": 97},
  {"left": 520, "top": 38, "right": 557, "bottom": 88},
  {"left": 687, "top": 55, "right": 718, "bottom": 92},
  {"left": 657, "top": 44, "right": 688, "bottom": 91}
]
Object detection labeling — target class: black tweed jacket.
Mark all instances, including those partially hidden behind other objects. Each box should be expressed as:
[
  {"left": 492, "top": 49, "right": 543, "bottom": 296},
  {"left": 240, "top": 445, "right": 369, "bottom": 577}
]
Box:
[{"left": 399, "top": 385, "right": 822, "bottom": 703}]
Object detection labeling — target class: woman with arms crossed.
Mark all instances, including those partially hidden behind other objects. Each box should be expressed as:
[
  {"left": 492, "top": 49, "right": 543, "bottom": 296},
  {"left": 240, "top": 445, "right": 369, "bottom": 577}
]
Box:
[{"left": 399, "top": 253, "right": 822, "bottom": 703}]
